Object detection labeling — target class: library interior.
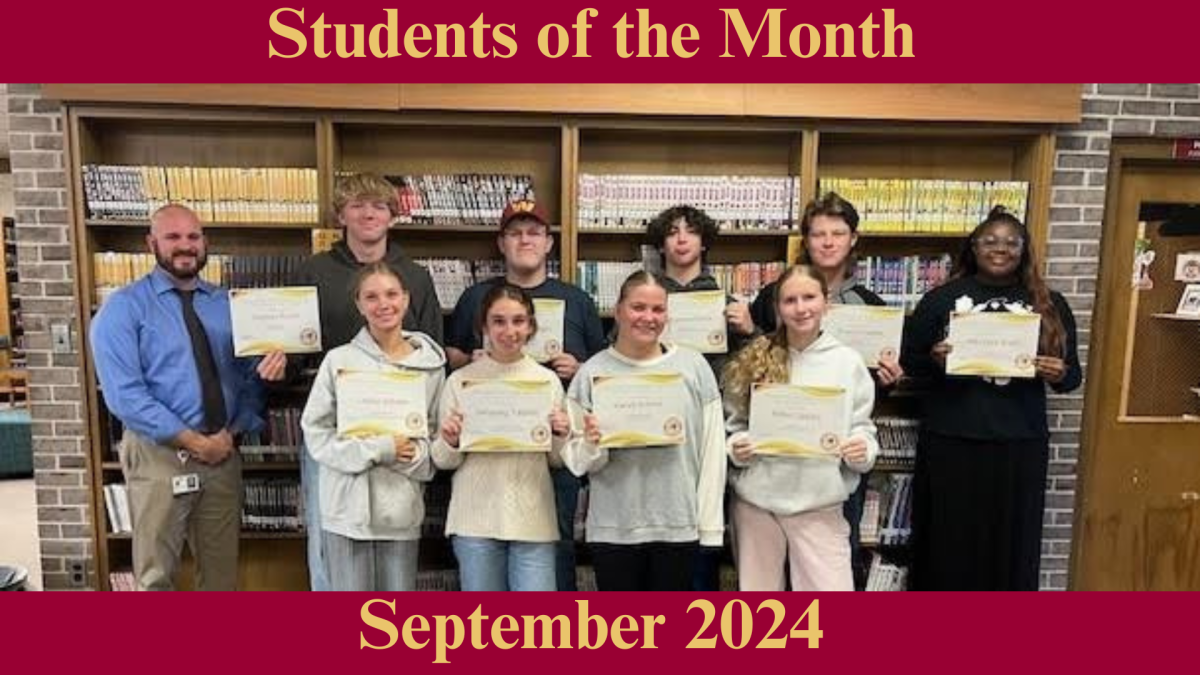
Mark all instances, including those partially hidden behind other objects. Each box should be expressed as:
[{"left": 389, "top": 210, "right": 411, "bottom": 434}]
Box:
[{"left": 0, "top": 83, "right": 1198, "bottom": 592}]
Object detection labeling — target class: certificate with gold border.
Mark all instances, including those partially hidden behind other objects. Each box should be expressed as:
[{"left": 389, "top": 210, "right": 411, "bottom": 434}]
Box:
[
  {"left": 526, "top": 298, "right": 566, "bottom": 363},
  {"left": 823, "top": 305, "right": 905, "bottom": 368},
  {"left": 335, "top": 370, "right": 430, "bottom": 439},
  {"left": 591, "top": 372, "right": 687, "bottom": 448},
  {"left": 666, "top": 290, "right": 728, "bottom": 354},
  {"left": 946, "top": 311, "right": 1040, "bottom": 379},
  {"left": 749, "top": 383, "right": 848, "bottom": 459},
  {"left": 459, "top": 379, "right": 554, "bottom": 452},
  {"left": 230, "top": 286, "right": 322, "bottom": 356}
]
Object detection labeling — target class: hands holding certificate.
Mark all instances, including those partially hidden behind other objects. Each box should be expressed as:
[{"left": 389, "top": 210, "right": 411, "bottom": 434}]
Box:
[
  {"left": 724, "top": 300, "right": 756, "bottom": 336},
  {"left": 255, "top": 350, "right": 288, "bottom": 382},
  {"left": 875, "top": 357, "right": 903, "bottom": 386},
  {"left": 439, "top": 406, "right": 571, "bottom": 451},
  {"left": 581, "top": 414, "right": 602, "bottom": 446},
  {"left": 440, "top": 410, "right": 465, "bottom": 449},
  {"left": 1034, "top": 355, "right": 1067, "bottom": 383},
  {"left": 548, "top": 352, "right": 581, "bottom": 380},
  {"left": 931, "top": 341, "right": 1066, "bottom": 383},
  {"left": 731, "top": 434, "right": 869, "bottom": 464},
  {"left": 393, "top": 436, "right": 418, "bottom": 463}
]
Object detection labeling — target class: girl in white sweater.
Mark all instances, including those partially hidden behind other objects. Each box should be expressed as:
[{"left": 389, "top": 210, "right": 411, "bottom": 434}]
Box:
[
  {"left": 433, "top": 283, "right": 570, "bottom": 591},
  {"left": 722, "top": 264, "right": 879, "bottom": 591},
  {"left": 301, "top": 263, "right": 444, "bottom": 592},
  {"left": 565, "top": 271, "right": 726, "bottom": 591}
]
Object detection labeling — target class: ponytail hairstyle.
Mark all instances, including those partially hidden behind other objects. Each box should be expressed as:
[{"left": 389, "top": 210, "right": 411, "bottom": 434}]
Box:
[
  {"left": 617, "top": 269, "right": 668, "bottom": 304},
  {"left": 952, "top": 205, "right": 1065, "bottom": 357},
  {"left": 611, "top": 270, "right": 669, "bottom": 343},
  {"left": 351, "top": 261, "right": 407, "bottom": 302},
  {"left": 722, "top": 265, "right": 829, "bottom": 415},
  {"left": 476, "top": 281, "right": 539, "bottom": 342}
]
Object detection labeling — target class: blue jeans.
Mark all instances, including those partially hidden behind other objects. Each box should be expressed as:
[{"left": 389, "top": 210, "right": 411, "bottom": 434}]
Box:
[
  {"left": 452, "top": 536, "right": 556, "bottom": 591},
  {"left": 552, "top": 468, "right": 580, "bottom": 591},
  {"left": 301, "top": 445, "right": 331, "bottom": 591}
]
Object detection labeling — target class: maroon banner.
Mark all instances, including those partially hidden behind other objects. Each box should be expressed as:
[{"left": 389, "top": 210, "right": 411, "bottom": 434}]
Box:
[
  {"left": 4, "top": 0, "right": 1198, "bottom": 81},
  {"left": 3, "top": 593, "right": 1196, "bottom": 670},
  {"left": 1174, "top": 139, "right": 1200, "bottom": 160}
]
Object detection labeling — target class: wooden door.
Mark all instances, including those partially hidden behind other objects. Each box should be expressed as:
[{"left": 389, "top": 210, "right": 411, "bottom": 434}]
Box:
[{"left": 1074, "top": 143, "right": 1200, "bottom": 590}]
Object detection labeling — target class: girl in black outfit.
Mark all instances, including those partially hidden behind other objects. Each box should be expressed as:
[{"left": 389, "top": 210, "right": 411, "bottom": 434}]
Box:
[{"left": 902, "top": 206, "right": 1082, "bottom": 591}]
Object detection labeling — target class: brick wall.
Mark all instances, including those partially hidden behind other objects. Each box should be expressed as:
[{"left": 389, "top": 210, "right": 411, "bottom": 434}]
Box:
[
  {"left": 1040, "top": 83, "right": 1200, "bottom": 590},
  {"left": 6, "top": 83, "right": 92, "bottom": 590}
]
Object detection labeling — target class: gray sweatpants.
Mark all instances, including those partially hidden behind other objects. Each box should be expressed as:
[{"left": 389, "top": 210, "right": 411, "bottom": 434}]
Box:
[{"left": 321, "top": 530, "right": 418, "bottom": 592}]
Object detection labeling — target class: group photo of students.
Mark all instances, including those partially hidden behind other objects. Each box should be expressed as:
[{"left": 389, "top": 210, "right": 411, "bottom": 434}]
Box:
[{"left": 87, "top": 170, "right": 1083, "bottom": 593}]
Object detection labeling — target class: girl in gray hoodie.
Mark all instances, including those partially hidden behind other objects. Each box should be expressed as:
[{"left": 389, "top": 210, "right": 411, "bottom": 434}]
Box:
[
  {"left": 564, "top": 271, "right": 727, "bottom": 591},
  {"left": 301, "top": 263, "right": 445, "bottom": 591}
]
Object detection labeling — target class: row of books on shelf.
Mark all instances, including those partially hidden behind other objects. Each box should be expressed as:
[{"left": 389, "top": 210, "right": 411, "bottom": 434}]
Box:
[
  {"left": 865, "top": 554, "right": 909, "bottom": 591},
  {"left": 247, "top": 407, "right": 303, "bottom": 449},
  {"left": 92, "top": 253, "right": 308, "bottom": 304},
  {"left": 108, "top": 571, "right": 137, "bottom": 592},
  {"left": 855, "top": 255, "right": 953, "bottom": 311},
  {"left": 83, "top": 165, "right": 320, "bottom": 223},
  {"left": 860, "top": 473, "right": 913, "bottom": 547},
  {"left": 875, "top": 417, "right": 919, "bottom": 464},
  {"left": 384, "top": 174, "right": 536, "bottom": 228},
  {"left": 105, "top": 479, "right": 305, "bottom": 533},
  {"left": 577, "top": 174, "right": 803, "bottom": 231},
  {"left": 818, "top": 178, "right": 1029, "bottom": 234},
  {"left": 102, "top": 484, "right": 132, "bottom": 534},
  {"left": 90, "top": 250, "right": 568, "bottom": 312},
  {"left": 92, "top": 252, "right": 226, "bottom": 304},
  {"left": 243, "top": 478, "right": 305, "bottom": 532},
  {"left": 708, "top": 262, "right": 788, "bottom": 304},
  {"left": 575, "top": 260, "right": 645, "bottom": 314},
  {"left": 415, "top": 258, "right": 561, "bottom": 310}
]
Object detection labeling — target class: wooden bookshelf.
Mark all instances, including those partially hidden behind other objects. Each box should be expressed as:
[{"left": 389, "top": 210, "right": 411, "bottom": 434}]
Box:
[
  {"left": 0, "top": 217, "right": 22, "bottom": 376},
  {"left": 62, "top": 94, "right": 1061, "bottom": 591}
]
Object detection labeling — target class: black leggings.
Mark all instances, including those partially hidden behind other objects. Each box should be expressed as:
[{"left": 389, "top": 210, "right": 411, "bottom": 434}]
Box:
[{"left": 590, "top": 542, "right": 698, "bottom": 591}]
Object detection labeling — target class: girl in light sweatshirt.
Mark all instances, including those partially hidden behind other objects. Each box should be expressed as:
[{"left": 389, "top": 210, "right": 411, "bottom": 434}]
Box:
[
  {"left": 564, "top": 271, "right": 726, "bottom": 591},
  {"left": 723, "top": 264, "right": 879, "bottom": 591},
  {"left": 433, "top": 283, "right": 570, "bottom": 592},
  {"left": 301, "top": 262, "right": 444, "bottom": 592}
]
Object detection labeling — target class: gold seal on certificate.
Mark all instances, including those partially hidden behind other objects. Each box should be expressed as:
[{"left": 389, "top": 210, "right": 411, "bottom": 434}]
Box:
[
  {"left": 748, "top": 383, "right": 849, "bottom": 459},
  {"left": 666, "top": 290, "right": 728, "bottom": 354},
  {"left": 946, "top": 311, "right": 1041, "bottom": 379},
  {"left": 404, "top": 412, "right": 425, "bottom": 435},
  {"left": 459, "top": 379, "right": 555, "bottom": 452},
  {"left": 591, "top": 372, "right": 687, "bottom": 448},
  {"left": 526, "top": 298, "right": 566, "bottom": 363},
  {"left": 822, "top": 305, "right": 904, "bottom": 368},
  {"left": 335, "top": 370, "right": 430, "bottom": 439},
  {"left": 230, "top": 286, "right": 322, "bottom": 356}
]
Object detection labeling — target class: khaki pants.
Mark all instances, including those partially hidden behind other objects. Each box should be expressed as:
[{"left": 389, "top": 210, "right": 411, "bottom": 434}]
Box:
[
  {"left": 120, "top": 431, "right": 242, "bottom": 591},
  {"left": 732, "top": 497, "right": 853, "bottom": 592}
]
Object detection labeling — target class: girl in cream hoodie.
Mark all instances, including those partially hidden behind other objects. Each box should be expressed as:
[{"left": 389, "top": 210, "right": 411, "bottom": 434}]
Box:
[
  {"left": 723, "top": 264, "right": 878, "bottom": 592},
  {"left": 433, "top": 283, "right": 570, "bottom": 592},
  {"left": 301, "top": 263, "right": 445, "bottom": 592}
]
